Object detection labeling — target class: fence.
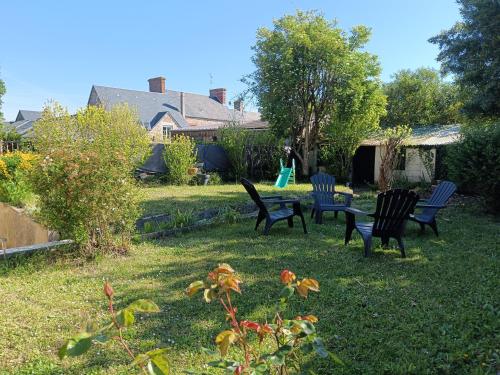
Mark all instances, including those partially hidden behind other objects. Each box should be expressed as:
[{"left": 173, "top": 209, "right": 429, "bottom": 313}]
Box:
[{"left": 0, "top": 141, "right": 23, "bottom": 154}]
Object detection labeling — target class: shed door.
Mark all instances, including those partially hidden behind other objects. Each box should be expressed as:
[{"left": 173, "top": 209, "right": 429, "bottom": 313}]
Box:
[{"left": 352, "top": 146, "right": 375, "bottom": 184}]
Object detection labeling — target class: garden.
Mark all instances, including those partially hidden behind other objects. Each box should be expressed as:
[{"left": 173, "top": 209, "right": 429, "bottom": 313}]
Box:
[{"left": 1, "top": 2, "right": 499, "bottom": 374}]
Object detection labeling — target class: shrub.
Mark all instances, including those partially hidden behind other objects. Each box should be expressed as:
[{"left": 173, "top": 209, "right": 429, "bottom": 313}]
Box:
[
  {"left": 218, "top": 125, "right": 285, "bottom": 182},
  {"left": 0, "top": 151, "right": 37, "bottom": 207},
  {"left": 207, "top": 171, "right": 223, "bottom": 185},
  {"left": 217, "top": 124, "right": 247, "bottom": 181},
  {"left": 378, "top": 125, "right": 411, "bottom": 191},
  {"left": 164, "top": 134, "right": 197, "bottom": 185},
  {"left": 446, "top": 121, "right": 500, "bottom": 212},
  {"left": 30, "top": 103, "right": 151, "bottom": 253},
  {"left": 186, "top": 264, "right": 342, "bottom": 373},
  {"left": 245, "top": 130, "right": 285, "bottom": 181}
]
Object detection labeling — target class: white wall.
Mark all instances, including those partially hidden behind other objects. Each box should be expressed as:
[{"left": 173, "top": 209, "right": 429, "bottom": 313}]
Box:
[{"left": 374, "top": 146, "right": 436, "bottom": 183}]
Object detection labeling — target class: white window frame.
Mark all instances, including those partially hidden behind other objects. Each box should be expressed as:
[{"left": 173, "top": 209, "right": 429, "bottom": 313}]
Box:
[{"left": 162, "top": 125, "right": 173, "bottom": 139}]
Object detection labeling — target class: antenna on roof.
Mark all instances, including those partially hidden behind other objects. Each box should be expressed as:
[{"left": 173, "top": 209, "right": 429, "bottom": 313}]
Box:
[{"left": 209, "top": 73, "right": 213, "bottom": 87}]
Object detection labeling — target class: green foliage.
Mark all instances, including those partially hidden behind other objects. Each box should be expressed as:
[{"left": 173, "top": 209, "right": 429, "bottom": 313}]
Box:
[
  {"left": 0, "top": 151, "right": 37, "bottom": 207},
  {"left": 378, "top": 125, "right": 412, "bottom": 191},
  {"left": 30, "top": 103, "right": 151, "bottom": 253},
  {"left": 59, "top": 282, "right": 170, "bottom": 374},
  {"left": 170, "top": 209, "right": 194, "bottom": 228},
  {"left": 218, "top": 125, "right": 285, "bottom": 181},
  {"left": 383, "top": 68, "right": 462, "bottom": 127},
  {"left": 248, "top": 11, "right": 384, "bottom": 175},
  {"left": 446, "top": 121, "right": 500, "bottom": 212},
  {"left": 163, "top": 134, "right": 197, "bottom": 185},
  {"left": 206, "top": 172, "right": 222, "bottom": 185},
  {"left": 0, "top": 123, "right": 22, "bottom": 142},
  {"left": 429, "top": 0, "right": 500, "bottom": 118},
  {"left": 217, "top": 124, "right": 247, "bottom": 181},
  {"left": 0, "top": 74, "right": 5, "bottom": 121},
  {"left": 186, "top": 264, "right": 338, "bottom": 374}
]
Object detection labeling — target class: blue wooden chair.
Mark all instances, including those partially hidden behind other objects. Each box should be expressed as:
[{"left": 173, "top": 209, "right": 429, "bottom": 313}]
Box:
[
  {"left": 241, "top": 178, "right": 307, "bottom": 235},
  {"left": 409, "top": 180, "right": 457, "bottom": 236},
  {"left": 345, "top": 189, "right": 419, "bottom": 258},
  {"left": 310, "top": 172, "right": 353, "bottom": 224}
]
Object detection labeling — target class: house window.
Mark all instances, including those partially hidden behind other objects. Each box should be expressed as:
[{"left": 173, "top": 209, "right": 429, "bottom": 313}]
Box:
[
  {"left": 162, "top": 125, "right": 172, "bottom": 139},
  {"left": 396, "top": 148, "right": 406, "bottom": 170}
]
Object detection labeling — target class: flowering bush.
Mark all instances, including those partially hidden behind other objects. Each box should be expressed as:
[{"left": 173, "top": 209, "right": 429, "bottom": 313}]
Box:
[
  {"left": 0, "top": 151, "right": 37, "bottom": 206},
  {"left": 30, "top": 103, "right": 151, "bottom": 253},
  {"left": 186, "top": 264, "right": 341, "bottom": 374},
  {"left": 59, "top": 282, "right": 171, "bottom": 374}
]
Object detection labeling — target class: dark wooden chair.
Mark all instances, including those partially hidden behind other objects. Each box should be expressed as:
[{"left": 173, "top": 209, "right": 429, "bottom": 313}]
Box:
[
  {"left": 344, "top": 189, "right": 419, "bottom": 257},
  {"left": 241, "top": 178, "right": 307, "bottom": 235},
  {"left": 310, "top": 172, "right": 353, "bottom": 224},
  {"left": 409, "top": 180, "right": 456, "bottom": 236}
]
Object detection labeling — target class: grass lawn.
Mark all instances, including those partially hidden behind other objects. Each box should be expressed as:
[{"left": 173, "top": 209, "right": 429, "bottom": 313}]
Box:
[
  {"left": 139, "top": 182, "right": 322, "bottom": 217},
  {"left": 0, "top": 184, "right": 498, "bottom": 374}
]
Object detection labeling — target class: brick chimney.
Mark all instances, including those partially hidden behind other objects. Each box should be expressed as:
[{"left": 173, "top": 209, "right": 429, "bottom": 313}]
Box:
[
  {"left": 234, "top": 99, "right": 243, "bottom": 111},
  {"left": 148, "top": 76, "right": 166, "bottom": 93},
  {"left": 180, "top": 92, "right": 185, "bottom": 117},
  {"left": 209, "top": 88, "right": 227, "bottom": 105}
]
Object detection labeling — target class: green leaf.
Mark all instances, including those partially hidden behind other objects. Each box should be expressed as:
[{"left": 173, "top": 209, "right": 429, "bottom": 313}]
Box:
[
  {"left": 93, "top": 333, "right": 109, "bottom": 343},
  {"left": 58, "top": 332, "right": 93, "bottom": 359},
  {"left": 280, "top": 285, "right": 294, "bottom": 299},
  {"left": 133, "top": 349, "right": 171, "bottom": 375},
  {"left": 294, "top": 320, "right": 315, "bottom": 335},
  {"left": 148, "top": 348, "right": 170, "bottom": 374},
  {"left": 263, "top": 345, "right": 292, "bottom": 365},
  {"left": 250, "top": 362, "right": 268, "bottom": 374},
  {"left": 127, "top": 299, "right": 160, "bottom": 313},
  {"left": 132, "top": 353, "right": 150, "bottom": 367},
  {"left": 116, "top": 308, "right": 135, "bottom": 327}
]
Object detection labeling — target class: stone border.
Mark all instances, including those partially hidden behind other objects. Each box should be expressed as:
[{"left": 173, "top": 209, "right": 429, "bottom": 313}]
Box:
[
  {"left": 137, "top": 194, "right": 312, "bottom": 240},
  {"left": 1, "top": 239, "right": 74, "bottom": 259}
]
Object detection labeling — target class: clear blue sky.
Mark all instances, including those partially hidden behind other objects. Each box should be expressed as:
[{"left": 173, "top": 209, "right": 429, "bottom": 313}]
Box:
[{"left": 1, "top": 0, "right": 460, "bottom": 120}]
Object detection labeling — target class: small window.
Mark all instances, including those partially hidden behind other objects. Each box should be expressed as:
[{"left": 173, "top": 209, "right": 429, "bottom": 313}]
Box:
[
  {"left": 396, "top": 148, "right": 406, "bottom": 170},
  {"left": 162, "top": 125, "right": 172, "bottom": 139}
]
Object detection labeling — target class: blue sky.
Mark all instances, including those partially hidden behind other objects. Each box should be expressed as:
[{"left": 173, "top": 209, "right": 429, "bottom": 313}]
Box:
[{"left": 1, "top": 0, "right": 460, "bottom": 120}]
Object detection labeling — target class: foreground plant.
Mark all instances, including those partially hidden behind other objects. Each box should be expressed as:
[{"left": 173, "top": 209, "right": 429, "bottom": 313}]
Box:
[
  {"left": 59, "top": 282, "right": 170, "bottom": 374},
  {"left": 186, "top": 264, "right": 340, "bottom": 374}
]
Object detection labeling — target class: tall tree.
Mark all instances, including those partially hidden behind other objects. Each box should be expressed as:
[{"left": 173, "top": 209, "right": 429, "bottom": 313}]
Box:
[
  {"left": 382, "top": 68, "right": 462, "bottom": 127},
  {"left": 429, "top": 0, "right": 500, "bottom": 118},
  {"left": 248, "top": 11, "right": 384, "bottom": 175},
  {"left": 0, "top": 76, "right": 6, "bottom": 121}
]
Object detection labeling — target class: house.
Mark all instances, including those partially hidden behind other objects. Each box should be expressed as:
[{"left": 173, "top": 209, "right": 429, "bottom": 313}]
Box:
[
  {"left": 351, "top": 124, "right": 461, "bottom": 185},
  {"left": 5, "top": 110, "right": 42, "bottom": 137},
  {"left": 87, "top": 76, "right": 267, "bottom": 142}
]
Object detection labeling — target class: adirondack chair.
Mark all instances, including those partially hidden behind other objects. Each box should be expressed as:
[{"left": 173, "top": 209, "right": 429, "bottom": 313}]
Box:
[
  {"left": 409, "top": 180, "right": 456, "bottom": 236},
  {"left": 344, "top": 189, "right": 419, "bottom": 257},
  {"left": 310, "top": 172, "right": 353, "bottom": 224},
  {"left": 241, "top": 178, "right": 307, "bottom": 235}
]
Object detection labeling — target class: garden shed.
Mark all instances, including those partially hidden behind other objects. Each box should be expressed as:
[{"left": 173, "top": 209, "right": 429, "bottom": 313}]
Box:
[{"left": 352, "top": 124, "right": 461, "bottom": 185}]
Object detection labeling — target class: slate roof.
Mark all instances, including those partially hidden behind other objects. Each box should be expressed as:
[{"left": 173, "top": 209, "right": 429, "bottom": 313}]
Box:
[
  {"left": 361, "top": 124, "right": 461, "bottom": 146},
  {"left": 89, "top": 85, "right": 264, "bottom": 129},
  {"left": 5, "top": 120, "right": 36, "bottom": 136},
  {"left": 15, "top": 110, "right": 42, "bottom": 122}
]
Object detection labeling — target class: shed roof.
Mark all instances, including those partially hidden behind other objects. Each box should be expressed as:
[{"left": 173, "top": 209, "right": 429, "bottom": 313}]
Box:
[
  {"left": 15, "top": 110, "right": 42, "bottom": 122},
  {"left": 361, "top": 124, "right": 461, "bottom": 147}
]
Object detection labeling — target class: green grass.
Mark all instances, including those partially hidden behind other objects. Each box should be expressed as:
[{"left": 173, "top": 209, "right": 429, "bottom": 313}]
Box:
[
  {"left": 0, "top": 188, "right": 498, "bottom": 374},
  {"left": 139, "top": 182, "right": 319, "bottom": 217}
]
